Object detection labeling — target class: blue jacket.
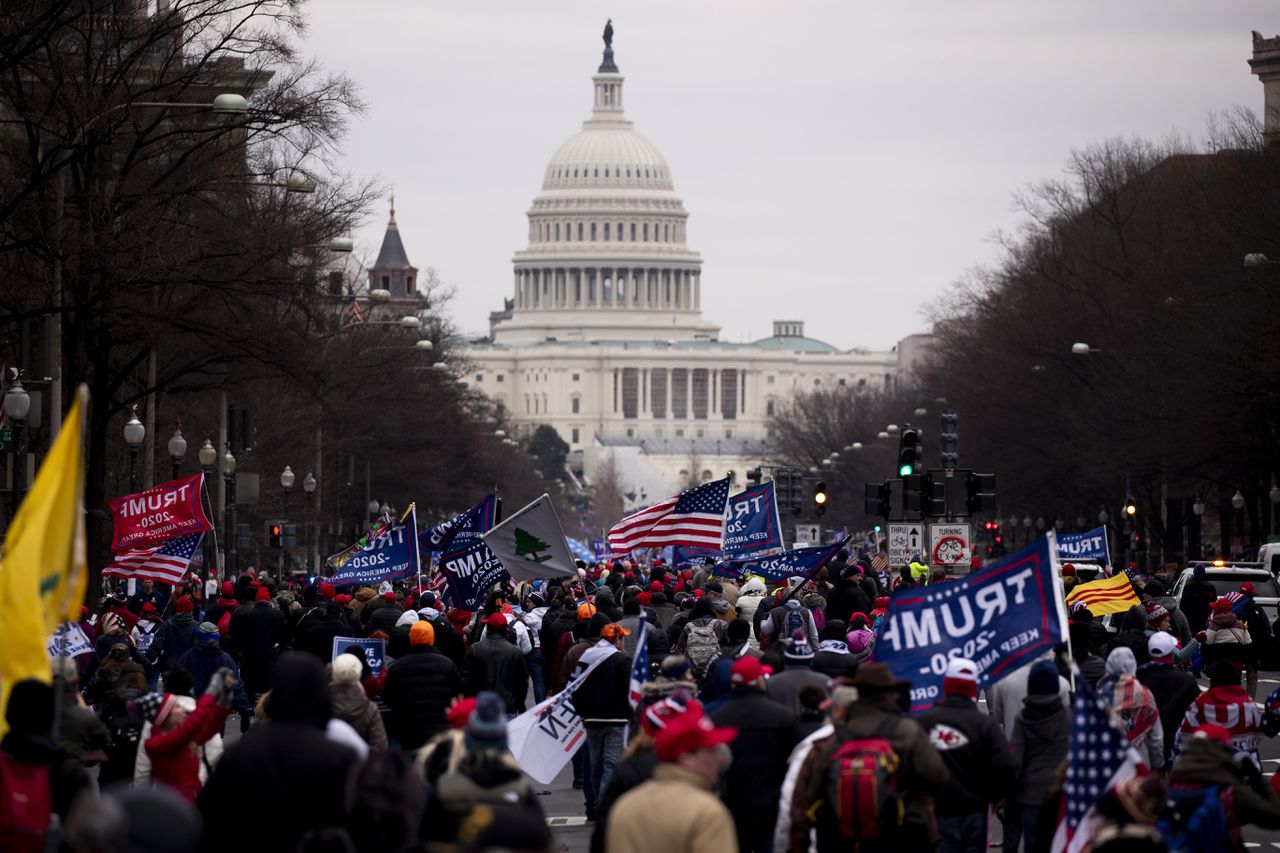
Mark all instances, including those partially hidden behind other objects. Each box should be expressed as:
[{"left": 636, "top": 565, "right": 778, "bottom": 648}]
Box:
[{"left": 177, "top": 642, "right": 252, "bottom": 712}]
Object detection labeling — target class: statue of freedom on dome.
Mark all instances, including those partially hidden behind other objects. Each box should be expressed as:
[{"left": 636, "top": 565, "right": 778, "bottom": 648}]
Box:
[{"left": 603, "top": 19, "right": 613, "bottom": 49}]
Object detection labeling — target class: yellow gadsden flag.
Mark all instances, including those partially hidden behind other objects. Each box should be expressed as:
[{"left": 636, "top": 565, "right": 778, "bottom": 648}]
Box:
[
  {"left": 0, "top": 386, "right": 88, "bottom": 736},
  {"left": 1064, "top": 571, "right": 1139, "bottom": 616}
]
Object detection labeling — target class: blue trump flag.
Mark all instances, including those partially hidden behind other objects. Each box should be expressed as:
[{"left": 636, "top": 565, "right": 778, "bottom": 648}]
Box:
[
  {"left": 422, "top": 494, "right": 507, "bottom": 610},
  {"left": 723, "top": 481, "right": 785, "bottom": 557},
  {"left": 716, "top": 537, "right": 846, "bottom": 584},
  {"left": 871, "top": 533, "right": 1069, "bottom": 713},
  {"left": 328, "top": 505, "right": 422, "bottom": 587},
  {"left": 1056, "top": 525, "right": 1111, "bottom": 567}
]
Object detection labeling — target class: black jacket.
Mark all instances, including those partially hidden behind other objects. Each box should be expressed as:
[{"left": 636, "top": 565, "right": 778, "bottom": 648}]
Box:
[
  {"left": 302, "top": 615, "right": 350, "bottom": 662},
  {"left": 825, "top": 578, "right": 873, "bottom": 626},
  {"left": 382, "top": 645, "right": 462, "bottom": 749},
  {"left": 709, "top": 686, "right": 798, "bottom": 831},
  {"left": 227, "top": 602, "right": 287, "bottom": 684},
  {"left": 1179, "top": 578, "right": 1216, "bottom": 634},
  {"left": 539, "top": 608, "right": 577, "bottom": 668},
  {"left": 590, "top": 750, "right": 657, "bottom": 853},
  {"left": 570, "top": 646, "right": 632, "bottom": 727},
  {"left": 1137, "top": 661, "right": 1201, "bottom": 765},
  {"left": 461, "top": 633, "right": 529, "bottom": 714},
  {"left": 916, "top": 694, "right": 1015, "bottom": 816},
  {"left": 367, "top": 604, "right": 405, "bottom": 637},
  {"left": 812, "top": 647, "right": 859, "bottom": 681},
  {"left": 150, "top": 613, "right": 197, "bottom": 672},
  {"left": 1012, "top": 694, "right": 1070, "bottom": 806}
]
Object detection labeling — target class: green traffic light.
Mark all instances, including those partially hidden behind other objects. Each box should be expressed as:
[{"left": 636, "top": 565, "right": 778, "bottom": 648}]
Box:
[
  {"left": 898, "top": 464, "right": 913, "bottom": 476},
  {"left": 874, "top": 524, "right": 882, "bottom": 532}
]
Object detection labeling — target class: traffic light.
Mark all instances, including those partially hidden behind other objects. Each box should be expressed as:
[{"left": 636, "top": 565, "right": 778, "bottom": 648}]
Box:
[
  {"left": 777, "top": 469, "right": 803, "bottom": 515},
  {"left": 268, "top": 522, "right": 283, "bottom": 549},
  {"left": 898, "top": 427, "right": 922, "bottom": 476},
  {"left": 813, "top": 482, "right": 828, "bottom": 515},
  {"left": 925, "top": 473, "right": 946, "bottom": 517},
  {"left": 903, "top": 474, "right": 927, "bottom": 517},
  {"left": 1123, "top": 496, "right": 1138, "bottom": 517},
  {"left": 939, "top": 411, "right": 960, "bottom": 470},
  {"left": 864, "top": 481, "right": 891, "bottom": 517},
  {"left": 965, "top": 472, "right": 997, "bottom": 515},
  {"left": 746, "top": 467, "right": 763, "bottom": 486}
]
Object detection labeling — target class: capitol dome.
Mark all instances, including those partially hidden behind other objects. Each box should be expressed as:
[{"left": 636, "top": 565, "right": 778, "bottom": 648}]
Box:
[
  {"left": 542, "top": 129, "right": 675, "bottom": 192},
  {"left": 491, "top": 32, "right": 719, "bottom": 346}
]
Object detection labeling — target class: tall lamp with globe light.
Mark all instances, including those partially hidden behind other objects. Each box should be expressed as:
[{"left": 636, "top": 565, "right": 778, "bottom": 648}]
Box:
[
  {"left": 279, "top": 465, "right": 295, "bottom": 583},
  {"left": 124, "top": 407, "right": 145, "bottom": 493},
  {"left": 222, "top": 447, "right": 237, "bottom": 578},
  {"left": 198, "top": 439, "right": 218, "bottom": 577},
  {"left": 4, "top": 377, "right": 30, "bottom": 512},
  {"left": 1192, "top": 497, "right": 1206, "bottom": 561},
  {"left": 303, "top": 471, "right": 317, "bottom": 575},
  {"left": 167, "top": 428, "right": 187, "bottom": 480}
]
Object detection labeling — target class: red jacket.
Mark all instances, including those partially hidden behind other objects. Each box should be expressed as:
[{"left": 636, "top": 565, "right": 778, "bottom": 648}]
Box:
[{"left": 144, "top": 694, "right": 229, "bottom": 802}]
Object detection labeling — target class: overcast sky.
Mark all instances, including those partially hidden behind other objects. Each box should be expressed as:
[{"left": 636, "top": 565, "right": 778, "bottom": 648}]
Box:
[{"left": 304, "top": 1, "right": 1273, "bottom": 350}]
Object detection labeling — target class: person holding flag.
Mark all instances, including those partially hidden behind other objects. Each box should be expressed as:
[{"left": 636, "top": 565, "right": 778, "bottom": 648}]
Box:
[{"left": 571, "top": 620, "right": 634, "bottom": 811}]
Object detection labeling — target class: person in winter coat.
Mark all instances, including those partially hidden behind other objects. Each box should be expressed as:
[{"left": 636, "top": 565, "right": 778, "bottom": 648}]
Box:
[
  {"left": 787, "top": 664, "right": 949, "bottom": 852},
  {"left": 845, "top": 613, "right": 876, "bottom": 663},
  {"left": 366, "top": 592, "right": 404, "bottom": 636},
  {"left": 766, "top": 632, "right": 830, "bottom": 714},
  {"left": 675, "top": 598, "right": 729, "bottom": 682},
  {"left": 733, "top": 577, "right": 768, "bottom": 649},
  {"left": 917, "top": 658, "right": 1016, "bottom": 853},
  {"left": 759, "top": 598, "right": 819, "bottom": 654},
  {"left": 227, "top": 588, "right": 287, "bottom": 703},
  {"left": 649, "top": 589, "right": 678, "bottom": 632},
  {"left": 1069, "top": 620, "right": 1107, "bottom": 688},
  {"left": 823, "top": 559, "right": 873, "bottom": 627},
  {"left": 329, "top": 653, "right": 387, "bottom": 751},
  {"left": 1142, "top": 580, "right": 1191, "bottom": 644},
  {"left": 607, "top": 706, "right": 739, "bottom": 853},
  {"left": 149, "top": 597, "right": 198, "bottom": 678},
  {"left": 202, "top": 581, "right": 239, "bottom": 633},
  {"left": 198, "top": 654, "right": 359, "bottom": 853},
  {"left": 1203, "top": 597, "right": 1254, "bottom": 673},
  {"left": 1176, "top": 660, "right": 1264, "bottom": 770},
  {"left": 422, "top": 691, "right": 546, "bottom": 845},
  {"left": 176, "top": 623, "right": 252, "bottom": 714},
  {"left": 382, "top": 620, "right": 462, "bottom": 749},
  {"left": 1237, "top": 582, "right": 1272, "bottom": 697},
  {"left": 1011, "top": 660, "right": 1071, "bottom": 848},
  {"left": 1137, "top": 632, "right": 1200, "bottom": 768},
  {"left": 590, "top": 694, "right": 696, "bottom": 853},
  {"left": 1178, "top": 564, "right": 1216, "bottom": 634},
  {"left": 1099, "top": 648, "right": 1163, "bottom": 771},
  {"left": 572, "top": 622, "right": 635, "bottom": 809},
  {"left": 811, "top": 620, "right": 858, "bottom": 681},
  {"left": 617, "top": 597, "right": 666, "bottom": 661},
  {"left": 131, "top": 603, "right": 163, "bottom": 688},
  {"left": 138, "top": 668, "right": 237, "bottom": 802},
  {"left": 1168, "top": 724, "right": 1280, "bottom": 840},
  {"left": 299, "top": 600, "right": 348, "bottom": 662},
  {"left": 710, "top": 656, "right": 798, "bottom": 852},
  {"left": 460, "top": 612, "right": 529, "bottom": 714},
  {"left": 1102, "top": 604, "right": 1150, "bottom": 663}
]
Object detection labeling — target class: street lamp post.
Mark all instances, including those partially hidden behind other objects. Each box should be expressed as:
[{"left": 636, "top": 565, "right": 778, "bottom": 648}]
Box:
[
  {"left": 1232, "top": 490, "right": 1246, "bottom": 556},
  {"left": 303, "top": 471, "right": 317, "bottom": 575},
  {"left": 167, "top": 428, "right": 187, "bottom": 480},
  {"left": 1192, "top": 497, "right": 1206, "bottom": 560},
  {"left": 280, "top": 465, "right": 295, "bottom": 584},
  {"left": 198, "top": 439, "right": 217, "bottom": 576},
  {"left": 4, "top": 377, "right": 30, "bottom": 513},
  {"left": 222, "top": 447, "right": 237, "bottom": 578},
  {"left": 1270, "top": 480, "right": 1280, "bottom": 538},
  {"left": 124, "top": 407, "right": 145, "bottom": 493}
]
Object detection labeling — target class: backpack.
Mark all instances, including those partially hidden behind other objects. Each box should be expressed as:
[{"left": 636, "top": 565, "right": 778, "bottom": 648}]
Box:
[
  {"left": 774, "top": 605, "right": 805, "bottom": 643},
  {"left": 1157, "top": 785, "right": 1235, "bottom": 853},
  {"left": 0, "top": 752, "right": 51, "bottom": 852},
  {"left": 817, "top": 717, "right": 904, "bottom": 841},
  {"left": 683, "top": 620, "right": 721, "bottom": 681}
]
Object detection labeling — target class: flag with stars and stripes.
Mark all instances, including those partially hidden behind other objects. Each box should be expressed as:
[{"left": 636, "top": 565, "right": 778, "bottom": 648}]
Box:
[
  {"left": 607, "top": 478, "right": 730, "bottom": 553},
  {"left": 103, "top": 533, "right": 204, "bottom": 586},
  {"left": 1050, "top": 672, "right": 1144, "bottom": 853},
  {"left": 628, "top": 612, "right": 649, "bottom": 709}
]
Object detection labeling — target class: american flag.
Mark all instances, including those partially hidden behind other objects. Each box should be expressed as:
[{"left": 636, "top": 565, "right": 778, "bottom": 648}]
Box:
[
  {"left": 343, "top": 287, "right": 367, "bottom": 324},
  {"left": 104, "top": 533, "right": 204, "bottom": 586},
  {"left": 628, "top": 613, "right": 649, "bottom": 709},
  {"left": 607, "top": 478, "right": 730, "bottom": 553},
  {"left": 1051, "top": 672, "right": 1143, "bottom": 853}
]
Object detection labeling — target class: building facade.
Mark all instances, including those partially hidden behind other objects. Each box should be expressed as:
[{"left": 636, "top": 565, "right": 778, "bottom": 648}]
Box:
[{"left": 423, "top": 33, "right": 919, "bottom": 497}]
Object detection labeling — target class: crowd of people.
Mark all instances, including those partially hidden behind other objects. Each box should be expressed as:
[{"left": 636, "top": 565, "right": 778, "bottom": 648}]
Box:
[{"left": 6, "top": 552, "right": 1280, "bottom": 853}]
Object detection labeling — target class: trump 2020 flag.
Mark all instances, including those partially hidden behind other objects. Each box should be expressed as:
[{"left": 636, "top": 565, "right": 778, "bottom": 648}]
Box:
[
  {"left": 607, "top": 477, "right": 730, "bottom": 552},
  {"left": 482, "top": 494, "right": 578, "bottom": 581},
  {"left": 717, "top": 538, "right": 846, "bottom": 584}
]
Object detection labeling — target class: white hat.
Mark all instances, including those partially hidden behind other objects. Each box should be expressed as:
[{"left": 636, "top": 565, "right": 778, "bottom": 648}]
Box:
[
  {"left": 943, "top": 657, "right": 978, "bottom": 683},
  {"left": 332, "top": 653, "right": 363, "bottom": 685},
  {"left": 1147, "top": 632, "right": 1177, "bottom": 659}
]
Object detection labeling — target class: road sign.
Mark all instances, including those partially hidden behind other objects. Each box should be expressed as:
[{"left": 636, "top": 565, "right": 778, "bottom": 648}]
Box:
[
  {"left": 929, "top": 523, "right": 971, "bottom": 568},
  {"left": 0, "top": 428, "right": 13, "bottom": 451},
  {"left": 794, "top": 524, "right": 821, "bottom": 545},
  {"left": 887, "top": 523, "right": 924, "bottom": 568}
]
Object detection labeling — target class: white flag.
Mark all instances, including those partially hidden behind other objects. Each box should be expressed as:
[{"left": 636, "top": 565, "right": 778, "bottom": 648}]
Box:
[
  {"left": 481, "top": 494, "right": 578, "bottom": 581},
  {"left": 507, "top": 648, "right": 610, "bottom": 782}
]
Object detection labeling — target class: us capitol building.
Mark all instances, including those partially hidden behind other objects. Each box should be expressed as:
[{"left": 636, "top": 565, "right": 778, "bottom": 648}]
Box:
[{"left": 377, "top": 26, "right": 931, "bottom": 504}]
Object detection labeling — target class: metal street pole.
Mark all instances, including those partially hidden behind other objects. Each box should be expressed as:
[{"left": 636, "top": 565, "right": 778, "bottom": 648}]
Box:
[
  {"left": 226, "top": 473, "right": 237, "bottom": 578},
  {"left": 128, "top": 446, "right": 139, "bottom": 494}
]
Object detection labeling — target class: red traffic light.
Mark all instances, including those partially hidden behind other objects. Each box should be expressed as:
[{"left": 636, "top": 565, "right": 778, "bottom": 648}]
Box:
[{"left": 271, "top": 524, "right": 282, "bottom": 536}]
